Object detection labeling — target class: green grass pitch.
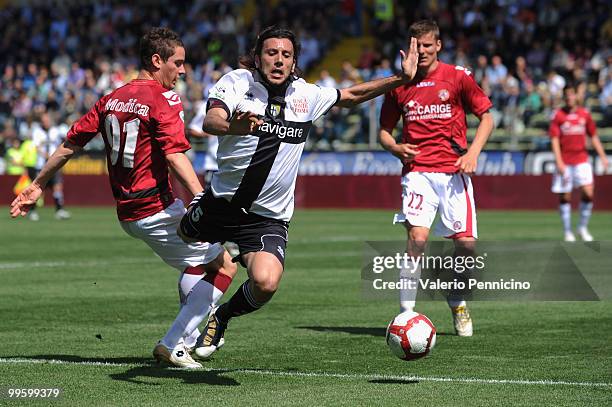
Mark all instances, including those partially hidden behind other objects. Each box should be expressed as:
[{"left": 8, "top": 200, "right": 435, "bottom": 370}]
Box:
[{"left": 0, "top": 207, "right": 610, "bottom": 406}]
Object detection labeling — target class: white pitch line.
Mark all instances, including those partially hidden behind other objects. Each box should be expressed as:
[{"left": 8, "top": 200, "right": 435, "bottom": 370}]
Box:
[
  {"left": 0, "top": 258, "right": 160, "bottom": 270},
  {"left": 0, "top": 358, "right": 609, "bottom": 388},
  {"left": 0, "top": 251, "right": 361, "bottom": 271}
]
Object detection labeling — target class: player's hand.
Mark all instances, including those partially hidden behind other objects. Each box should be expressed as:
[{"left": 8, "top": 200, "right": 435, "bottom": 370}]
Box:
[
  {"left": 228, "top": 111, "right": 263, "bottom": 135},
  {"left": 601, "top": 156, "right": 609, "bottom": 174},
  {"left": 392, "top": 143, "right": 420, "bottom": 165},
  {"left": 399, "top": 37, "right": 418, "bottom": 82},
  {"left": 9, "top": 182, "right": 43, "bottom": 218},
  {"left": 455, "top": 152, "right": 478, "bottom": 175},
  {"left": 556, "top": 162, "right": 566, "bottom": 175}
]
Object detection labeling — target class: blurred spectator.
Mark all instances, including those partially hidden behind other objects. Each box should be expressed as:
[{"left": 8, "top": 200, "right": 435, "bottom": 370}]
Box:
[
  {"left": 0, "top": 0, "right": 610, "bottom": 154},
  {"left": 521, "top": 81, "right": 543, "bottom": 127},
  {"left": 601, "top": 69, "right": 612, "bottom": 126},
  {"left": 5, "top": 138, "right": 23, "bottom": 175},
  {"left": 486, "top": 55, "right": 508, "bottom": 107},
  {"left": 316, "top": 69, "right": 337, "bottom": 89}
]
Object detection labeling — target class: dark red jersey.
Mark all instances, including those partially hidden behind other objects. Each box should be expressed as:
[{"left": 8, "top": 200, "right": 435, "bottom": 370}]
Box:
[
  {"left": 66, "top": 79, "right": 190, "bottom": 221},
  {"left": 549, "top": 107, "right": 596, "bottom": 165},
  {"left": 380, "top": 62, "right": 492, "bottom": 174}
]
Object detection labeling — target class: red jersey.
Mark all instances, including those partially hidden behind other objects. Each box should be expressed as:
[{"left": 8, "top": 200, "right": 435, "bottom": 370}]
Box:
[
  {"left": 380, "top": 62, "right": 492, "bottom": 174},
  {"left": 549, "top": 107, "right": 596, "bottom": 165},
  {"left": 66, "top": 79, "right": 190, "bottom": 221}
]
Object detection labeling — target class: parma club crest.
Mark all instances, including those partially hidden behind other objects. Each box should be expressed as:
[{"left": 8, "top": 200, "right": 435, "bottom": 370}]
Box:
[{"left": 270, "top": 103, "right": 282, "bottom": 118}]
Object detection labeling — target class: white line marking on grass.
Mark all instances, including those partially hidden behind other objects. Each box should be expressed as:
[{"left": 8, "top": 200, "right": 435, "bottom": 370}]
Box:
[
  {"left": 1, "top": 358, "right": 609, "bottom": 388},
  {"left": 0, "top": 251, "right": 360, "bottom": 271},
  {"left": 0, "top": 258, "right": 160, "bottom": 270}
]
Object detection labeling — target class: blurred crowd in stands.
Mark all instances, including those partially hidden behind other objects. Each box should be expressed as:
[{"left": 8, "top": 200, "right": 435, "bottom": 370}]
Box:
[
  {"left": 1, "top": 0, "right": 611, "bottom": 171},
  {"left": 311, "top": 0, "right": 612, "bottom": 150},
  {"left": 377, "top": 1, "right": 612, "bottom": 137}
]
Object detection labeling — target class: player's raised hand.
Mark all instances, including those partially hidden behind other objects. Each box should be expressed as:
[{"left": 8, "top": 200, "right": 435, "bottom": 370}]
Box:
[
  {"left": 454, "top": 152, "right": 478, "bottom": 175},
  {"left": 10, "top": 182, "right": 43, "bottom": 218},
  {"left": 399, "top": 37, "right": 418, "bottom": 82},
  {"left": 228, "top": 111, "right": 264, "bottom": 135},
  {"left": 392, "top": 143, "right": 420, "bottom": 165}
]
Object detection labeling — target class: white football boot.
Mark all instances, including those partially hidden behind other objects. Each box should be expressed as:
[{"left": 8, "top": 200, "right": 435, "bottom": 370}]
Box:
[
  {"left": 451, "top": 305, "right": 473, "bottom": 337},
  {"left": 564, "top": 231, "right": 576, "bottom": 242},
  {"left": 153, "top": 342, "right": 202, "bottom": 369},
  {"left": 577, "top": 227, "right": 593, "bottom": 242},
  {"left": 55, "top": 209, "right": 71, "bottom": 220}
]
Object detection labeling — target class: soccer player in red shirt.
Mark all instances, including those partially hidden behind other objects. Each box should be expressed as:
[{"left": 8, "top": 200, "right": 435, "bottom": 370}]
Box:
[
  {"left": 379, "top": 20, "right": 494, "bottom": 336},
  {"left": 10, "top": 28, "right": 237, "bottom": 368},
  {"left": 550, "top": 84, "right": 609, "bottom": 242}
]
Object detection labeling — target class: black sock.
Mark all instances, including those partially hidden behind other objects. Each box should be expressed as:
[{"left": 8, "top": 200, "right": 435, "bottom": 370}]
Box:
[{"left": 216, "top": 280, "right": 268, "bottom": 324}]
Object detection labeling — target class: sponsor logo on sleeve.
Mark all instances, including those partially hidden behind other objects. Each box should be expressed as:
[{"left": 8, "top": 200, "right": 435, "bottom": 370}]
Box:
[
  {"left": 455, "top": 65, "right": 472, "bottom": 76},
  {"left": 162, "top": 90, "right": 182, "bottom": 106},
  {"left": 209, "top": 86, "right": 226, "bottom": 100},
  {"left": 290, "top": 97, "right": 309, "bottom": 114}
]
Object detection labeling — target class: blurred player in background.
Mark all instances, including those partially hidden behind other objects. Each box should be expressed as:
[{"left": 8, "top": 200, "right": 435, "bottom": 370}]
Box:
[
  {"left": 188, "top": 100, "right": 220, "bottom": 186},
  {"left": 179, "top": 26, "right": 418, "bottom": 359},
  {"left": 31, "top": 112, "right": 71, "bottom": 220},
  {"left": 10, "top": 27, "right": 237, "bottom": 369},
  {"left": 19, "top": 133, "right": 38, "bottom": 217},
  {"left": 379, "top": 20, "right": 494, "bottom": 337},
  {"left": 550, "top": 84, "right": 609, "bottom": 242}
]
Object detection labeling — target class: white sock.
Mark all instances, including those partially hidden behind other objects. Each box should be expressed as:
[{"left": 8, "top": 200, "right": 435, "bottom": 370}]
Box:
[
  {"left": 399, "top": 259, "right": 421, "bottom": 313},
  {"left": 559, "top": 203, "right": 572, "bottom": 233},
  {"left": 161, "top": 279, "right": 223, "bottom": 350},
  {"left": 183, "top": 328, "right": 201, "bottom": 349},
  {"left": 178, "top": 272, "right": 203, "bottom": 305},
  {"left": 447, "top": 299, "right": 467, "bottom": 308},
  {"left": 578, "top": 201, "right": 593, "bottom": 230}
]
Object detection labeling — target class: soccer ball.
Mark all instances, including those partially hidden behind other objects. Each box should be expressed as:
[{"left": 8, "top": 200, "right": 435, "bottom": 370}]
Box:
[{"left": 386, "top": 311, "right": 436, "bottom": 360}]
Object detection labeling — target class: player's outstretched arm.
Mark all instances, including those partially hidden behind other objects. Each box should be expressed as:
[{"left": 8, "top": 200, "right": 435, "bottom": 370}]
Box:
[
  {"left": 455, "top": 111, "right": 494, "bottom": 175},
  {"left": 166, "top": 152, "right": 204, "bottom": 197},
  {"left": 336, "top": 38, "right": 418, "bottom": 108},
  {"left": 203, "top": 108, "right": 263, "bottom": 136},
  {"left": 10, "top": 141, "right": 81, "bottom": 218}
]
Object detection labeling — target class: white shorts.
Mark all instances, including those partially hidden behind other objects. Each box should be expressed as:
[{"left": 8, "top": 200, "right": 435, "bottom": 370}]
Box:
[
  {"left": 394, "top": 172, "right": 477, "bottom": 239},
  {"left": 551, "top": 162, "right": 593, "bottom": 193},
  {"left": 120, "top": 199, "right": 224, "bottom": 271}
]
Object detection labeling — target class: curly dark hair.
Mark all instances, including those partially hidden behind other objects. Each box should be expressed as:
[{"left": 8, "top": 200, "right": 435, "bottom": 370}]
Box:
[{"left": 139, "top": 27, "right": 184, "bottom": 71}]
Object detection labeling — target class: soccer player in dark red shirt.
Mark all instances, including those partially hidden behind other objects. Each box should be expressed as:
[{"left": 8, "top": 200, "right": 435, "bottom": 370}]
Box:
[
  {"left": 550, "top": 84, "right": 609, "bottom": 242},
  {"left": 10, "top": 28, "right": 237, "bottom": 368},
  {"left": 379, "top": 20, "right": 494, "bottom": 337}
]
